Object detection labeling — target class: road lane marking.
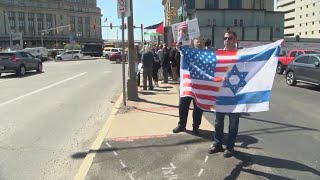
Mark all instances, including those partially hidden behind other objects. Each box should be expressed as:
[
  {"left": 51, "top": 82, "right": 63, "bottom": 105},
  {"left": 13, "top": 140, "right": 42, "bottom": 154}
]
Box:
[
  {"left": 198, "top": 168, "right": 204, "bottom": 177},
  {"left": 0, "top": 79, "right": 14, "bottom": 84},
  {"left": 119, "top": 159, "right": 126, "bottom": 168},
  {"left": 105, "top": 142, "right": 112, "bottom": 147},
  {"left": 113, "top": 151, "right": 118, "bottom": 156},
  {"left": 204, "top": 155, "right": 208, "bottom": 163},
  {"left": 0, "top": 72, "right": 87, "bottom": 107}
]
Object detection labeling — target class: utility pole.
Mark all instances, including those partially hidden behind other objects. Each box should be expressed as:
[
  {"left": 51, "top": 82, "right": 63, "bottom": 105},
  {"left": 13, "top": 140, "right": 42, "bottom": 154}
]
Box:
[
  {"left": 127, "top": 0, "right": 138, "bottom": 100},
  {"left": 121, "top": 12, "right": 127, "bottom": 106}
]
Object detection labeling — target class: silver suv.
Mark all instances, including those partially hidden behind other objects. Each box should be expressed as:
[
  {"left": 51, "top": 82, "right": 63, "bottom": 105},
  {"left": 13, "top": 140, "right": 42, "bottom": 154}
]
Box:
[{"left": 0, "top": 51, "right": 43, "bottom": 76}]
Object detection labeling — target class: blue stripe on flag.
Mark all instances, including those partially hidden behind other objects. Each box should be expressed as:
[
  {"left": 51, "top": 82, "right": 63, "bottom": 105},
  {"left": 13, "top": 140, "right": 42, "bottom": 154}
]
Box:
[
  {"left": 216, "top": 91, "right": 271, "bottom": 105},
  {"left": 237, "top": 47, "right": 279, "bottom": 63}
]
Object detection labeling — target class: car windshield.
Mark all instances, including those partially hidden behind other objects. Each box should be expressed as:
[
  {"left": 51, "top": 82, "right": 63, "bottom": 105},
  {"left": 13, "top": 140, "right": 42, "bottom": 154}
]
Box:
[{"left": 304, "top": 51, "right": 320, "bottom": 54}]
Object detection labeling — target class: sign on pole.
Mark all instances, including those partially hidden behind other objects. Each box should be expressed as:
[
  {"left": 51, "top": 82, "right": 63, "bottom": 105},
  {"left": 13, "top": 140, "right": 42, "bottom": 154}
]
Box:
[{"left": 117, "top": 0, "right": 131, "bottom": 19}]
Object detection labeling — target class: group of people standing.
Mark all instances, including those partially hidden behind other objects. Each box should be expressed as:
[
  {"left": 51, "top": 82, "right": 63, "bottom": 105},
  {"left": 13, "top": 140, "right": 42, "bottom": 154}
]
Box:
[{"left": 136, "top": 44, "right": 181, "bottom": 90}]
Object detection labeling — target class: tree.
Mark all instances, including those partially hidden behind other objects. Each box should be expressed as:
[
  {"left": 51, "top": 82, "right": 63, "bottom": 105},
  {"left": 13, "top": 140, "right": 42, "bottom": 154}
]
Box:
[{"left": 64, "top": 43, "right": 81, "bottom": 50}]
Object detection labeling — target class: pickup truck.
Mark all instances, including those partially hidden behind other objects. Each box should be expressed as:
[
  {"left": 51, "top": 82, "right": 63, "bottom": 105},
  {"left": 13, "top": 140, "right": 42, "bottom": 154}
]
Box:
[{"left": 277, "top": 50, "right": 320, "bottom": 74}]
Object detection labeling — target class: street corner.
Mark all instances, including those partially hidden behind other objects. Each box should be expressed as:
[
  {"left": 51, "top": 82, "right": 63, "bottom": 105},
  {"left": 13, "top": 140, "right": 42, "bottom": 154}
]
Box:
[{"left": 84, "top": 132, "right": 262, "bottom": 180}]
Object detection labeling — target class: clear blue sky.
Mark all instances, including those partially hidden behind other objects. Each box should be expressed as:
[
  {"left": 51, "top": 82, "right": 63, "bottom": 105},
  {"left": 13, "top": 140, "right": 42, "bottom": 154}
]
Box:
[{"left": 97, "top": 0, "right": 164, "bottom": 41}]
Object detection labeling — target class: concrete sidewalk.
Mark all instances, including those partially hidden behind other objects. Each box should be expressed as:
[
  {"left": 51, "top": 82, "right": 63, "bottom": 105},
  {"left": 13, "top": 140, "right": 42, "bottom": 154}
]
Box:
[{"left": 73, "top": 81, "right": 267, "bottom": 180}]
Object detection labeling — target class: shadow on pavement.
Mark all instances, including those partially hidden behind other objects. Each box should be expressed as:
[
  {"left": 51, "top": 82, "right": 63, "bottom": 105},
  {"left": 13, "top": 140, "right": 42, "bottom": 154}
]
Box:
[
  {"left": 0, "top": 72, "right": 43, "bottom": 79},
  {"left": 71, "top": 137, "right": 208, "bottom": 159},
  {"left": 239, "top": 116, "right": 320, "bottom": 136},
  {"left": 224, "top": 151, "right": 320, "bottom": 180},
  {"left": 136, "top": 99, "right": 179, "bottom": 109},
  {"left": 295, "top": 84, "right": 320, "bottom": 92},
  {"left": 133, "top": 107, "right": 179, "bottom": 118},
  {"left": 185, "top": 129, "right": 261, "bottom": 150}
]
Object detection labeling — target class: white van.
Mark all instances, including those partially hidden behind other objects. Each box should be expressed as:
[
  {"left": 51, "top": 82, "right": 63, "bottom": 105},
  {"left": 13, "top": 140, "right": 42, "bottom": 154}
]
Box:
[
  {"left": 24, "top": 47, "right": 49, "bottom": 61},
  {"left": 55, "top": 50, "right": 84, "bottom": 60}
]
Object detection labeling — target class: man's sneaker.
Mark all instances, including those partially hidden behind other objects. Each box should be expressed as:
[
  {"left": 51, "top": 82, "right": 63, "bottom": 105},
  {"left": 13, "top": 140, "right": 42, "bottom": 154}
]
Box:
[
  {"left": 172, "top": 126, "right": 186, "bottom": 133},
  {"left": 223, "top": 148, "right": 234, "bottom": 158},
  {"left": 208, "top": 145, "right": 224, "bottom": 154}
]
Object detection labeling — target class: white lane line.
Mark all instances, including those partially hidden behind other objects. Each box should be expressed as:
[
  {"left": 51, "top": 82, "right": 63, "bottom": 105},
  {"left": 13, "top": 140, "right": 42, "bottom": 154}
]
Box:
[
  {"left": 204, "top": 155, "right": 209, "bottom": 163},
  {"left": 113, "top": 151, "right": 118, "bottom": 156},
  {"left": 198, "top": 168, "right": 204, "bottom": 177},
  {"left": 128, "top": 174, "right": 135, "bottom": 180},
  {"left": 0, "top": 79, "right": 14, "bottom": 84},
  {"left": 105, "top": 142, "right": 112, "bottom": 147},
  {"left": 0, "top": 72, "right": 87, "bottom": 107},
  {"left": 119, "top": 159, "right": 126, "bottom": 168}
]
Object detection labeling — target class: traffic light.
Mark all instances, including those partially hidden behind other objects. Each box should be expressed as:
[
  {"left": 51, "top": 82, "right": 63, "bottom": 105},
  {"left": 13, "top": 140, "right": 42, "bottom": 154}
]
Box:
[
  {"left": 93, "top": 22, "right": 96, "bottom": 29},
  {"left": 141, "top": 24, "right": 143, "bottom": 29},
  {"left": 110, "top": 22, "right": 112, "bottom": 29}
]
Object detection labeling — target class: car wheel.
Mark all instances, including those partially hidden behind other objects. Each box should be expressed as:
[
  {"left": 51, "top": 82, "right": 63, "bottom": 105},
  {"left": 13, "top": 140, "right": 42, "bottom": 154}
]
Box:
[
  {"left": 276, "top": 63, "right": 285, "bottom": 74},
  {"left": 74, "top": 56, "right": 79, "bottom": 59},
  {"left": 17, "top": 65, "right": 26, "bottom": 76},
  {"left": 105, "top": 55, "right": 109, "bottom": 59},
  {"left": 286, "top": 71, "right": 297, "bottom": 86},
  {"left": 57, "top": 57, "right": 62, "bottom": 60},
  {"left": 36, "top": 63, "right": 43, "bottom": 73},
  {"left": 116, "top": 58, "right": 121, "bottom": 63},
  {"left": 0, "top": 73, "right": 2, "bottom": 77}
]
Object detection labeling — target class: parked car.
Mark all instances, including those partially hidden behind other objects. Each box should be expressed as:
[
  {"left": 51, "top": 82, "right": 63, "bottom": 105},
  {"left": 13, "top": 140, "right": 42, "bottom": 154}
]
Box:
[
  {"left": 0, "top": 51, "right": 43, "bottom": 76},
  {"left": 109, "top": 52, "right": 127, "bottom": 63},
  {"left": 103, "top": 48, "right": 122, "bottom": 59},
  {"left": 24, "top": 47, "right": 49, "bottom": 62},
  {"left": 55, "top": 50, "right": 83, "bottom": 60},
  {"left": 277, "top": 49, "right": 320, "bottom": 74},
  {"left": 285, "top": 54, "right": 320, "bottom": 87}
]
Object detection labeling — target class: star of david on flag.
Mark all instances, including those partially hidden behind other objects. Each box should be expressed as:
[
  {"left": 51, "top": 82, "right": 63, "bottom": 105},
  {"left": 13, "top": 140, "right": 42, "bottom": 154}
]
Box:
[{"left": 180, "top": 39, "right": 283, "bottom": 113}]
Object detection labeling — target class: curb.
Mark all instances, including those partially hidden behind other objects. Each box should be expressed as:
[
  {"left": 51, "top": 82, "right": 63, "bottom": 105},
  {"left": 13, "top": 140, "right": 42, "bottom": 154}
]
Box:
[{"left": 73, "top": 93, "right": 123, "bottom": 180}]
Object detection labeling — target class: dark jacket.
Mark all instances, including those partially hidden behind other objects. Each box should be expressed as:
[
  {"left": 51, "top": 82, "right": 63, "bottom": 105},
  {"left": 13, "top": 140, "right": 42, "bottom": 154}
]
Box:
[
  {"left": 162, "top": 49, "right": 171, "bottom": 68},
  {"left": 141, "top": 51, "right": 154, "bottom": 70}
]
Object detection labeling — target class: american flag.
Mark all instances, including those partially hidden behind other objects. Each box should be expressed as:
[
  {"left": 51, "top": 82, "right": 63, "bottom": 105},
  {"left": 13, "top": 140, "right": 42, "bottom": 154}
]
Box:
[{"left": 180, "top": 47, "right": 237, "bottom": 111}]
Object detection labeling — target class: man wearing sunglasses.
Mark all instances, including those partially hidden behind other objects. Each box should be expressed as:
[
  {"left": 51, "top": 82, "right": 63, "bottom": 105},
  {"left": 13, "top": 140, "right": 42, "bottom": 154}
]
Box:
[{"left": 208, "top": 30, "right": 241, "bottom": 158}]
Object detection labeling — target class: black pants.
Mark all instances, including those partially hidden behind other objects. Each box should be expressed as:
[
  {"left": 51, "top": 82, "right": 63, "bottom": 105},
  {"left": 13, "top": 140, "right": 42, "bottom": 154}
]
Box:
[
  {"left": 137, "top": 72, "right": 140, "bottom": 86},
  {"left": 143, "top": 68, "right": 153, "bottom": 89},
  {"left": 152, "top": 68, "right": 159, "bottom": 82},
  {"left": 162, "top": 66, "right": 169, "bottom": 83},
  {"left": 178, "top": 97, "right": 203, "bottom": 129}
]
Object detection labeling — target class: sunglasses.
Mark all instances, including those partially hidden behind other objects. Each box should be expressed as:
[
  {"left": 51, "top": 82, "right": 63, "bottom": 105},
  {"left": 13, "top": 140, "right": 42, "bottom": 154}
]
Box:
[{"left": 223, "top": 37, "right": 233, "bottom": 40}]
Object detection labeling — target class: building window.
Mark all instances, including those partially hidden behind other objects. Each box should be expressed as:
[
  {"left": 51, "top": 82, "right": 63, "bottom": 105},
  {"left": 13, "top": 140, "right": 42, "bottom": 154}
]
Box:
[
  {"left": 319, "top": 30, "right": 320, "bottom": 33},
  {"left": 60, "top": 15, "right": 63, "bottom": 20},
  {"left": 229, "top": 0, "right": 242, "bottom": 9},
  {"left": 306, "top": 14, "right": 308, "bottom": 17},
  {"left": 18, "top": 12, "right": 25, "bottom": 33},
  {"left": 85, "top": 17, "right": 90, "bottom": 37},
  {"left": 70, "top": 16, "right": 76, "bottom": 32},
  {"left": 8, "top": 11, "right": 15, "bottom": 31},
  {"left": 205, "top": 0, "right": 218, "bottom": 8},
  {"left": 37, "top": 13, "right": 44, "bottom": 31},
  {"left": 300, "top": 7, "right": 302, "bottom": 10},
  {"left": 46, "top": 14, "right": 52, "bottom": 33},
  {"left": 300, "top": 24, "right": 301, "bottom": 27},
  {"left": 28, "top": 13, "right": 34, "bottom": 34},
  {"left": 306, "top": 5, "right": 308, "bottom": 8},
  {"left": 312, "top": 31, "right": 314, "bottom": 34},
  {"left": 240, "top": 19, "right": 243, "bottom": 26},
  {"left": 234, "top": 19, "right": 238, "bottom": 26},
  {"left": 313, "top": 12, "right": 315, "bottom": 16},
  {"left": 300, "top": 15, "right": 302, "bottom": 18},
  {"left": 312, "top": 22, "right": 314, "bottom": 25},
  {"left": 299, "top": 32, "right": 301, "bottom": 35},
  {"left": 305, "top": 32, "right": 307, "bottom": 35},
  {"left": 77, "top": 17, "right": 83, "bottom": 34},
  {"left": 306, "top": 23, "right": 307, "bottom": 26}
]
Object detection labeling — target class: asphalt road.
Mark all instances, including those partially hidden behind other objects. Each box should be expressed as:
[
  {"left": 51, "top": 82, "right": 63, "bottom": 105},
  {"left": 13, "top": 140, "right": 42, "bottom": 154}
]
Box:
[
  {"left": 0, "top": 59, "right": 124, "bottom": 180},
  {"left": 203, "top": 74, "right": 320, "bottom": 180}
]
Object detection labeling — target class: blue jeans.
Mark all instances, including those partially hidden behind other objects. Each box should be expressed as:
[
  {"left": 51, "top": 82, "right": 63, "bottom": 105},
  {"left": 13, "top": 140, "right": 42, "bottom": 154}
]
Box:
[
  {"left": 214, "top": 112, "right": 240, "bottom": 149},
  {"left": 178, "top": 96, "right": 203, "bottom": 129}
]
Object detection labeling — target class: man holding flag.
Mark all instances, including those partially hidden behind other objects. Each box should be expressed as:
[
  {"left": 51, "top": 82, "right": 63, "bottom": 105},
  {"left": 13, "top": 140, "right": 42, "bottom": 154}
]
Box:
[{"left": 178, "top": 29, "right": 282, "bottom": 157}]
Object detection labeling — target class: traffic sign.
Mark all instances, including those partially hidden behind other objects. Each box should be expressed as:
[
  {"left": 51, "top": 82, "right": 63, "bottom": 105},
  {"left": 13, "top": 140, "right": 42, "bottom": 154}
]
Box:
[{"left": 117, "top": 0, "right": 130, "bottom": 18}]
